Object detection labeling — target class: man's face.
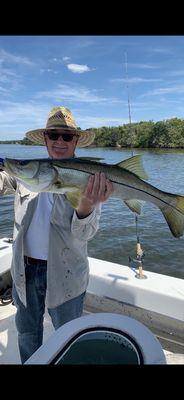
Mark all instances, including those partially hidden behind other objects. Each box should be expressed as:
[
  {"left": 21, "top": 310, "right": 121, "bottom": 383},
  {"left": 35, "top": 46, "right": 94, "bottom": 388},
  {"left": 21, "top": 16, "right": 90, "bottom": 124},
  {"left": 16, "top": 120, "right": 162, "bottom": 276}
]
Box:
[{"left": 44, "top": 129, "right": 79, "bottom": 159}]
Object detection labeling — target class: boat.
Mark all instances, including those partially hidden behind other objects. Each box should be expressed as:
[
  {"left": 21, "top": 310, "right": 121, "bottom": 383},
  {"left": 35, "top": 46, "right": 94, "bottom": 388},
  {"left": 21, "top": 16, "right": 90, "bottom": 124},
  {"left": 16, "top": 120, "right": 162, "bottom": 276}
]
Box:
[{"left": 0, "top": 236, "right": 184, "bottom": 364}]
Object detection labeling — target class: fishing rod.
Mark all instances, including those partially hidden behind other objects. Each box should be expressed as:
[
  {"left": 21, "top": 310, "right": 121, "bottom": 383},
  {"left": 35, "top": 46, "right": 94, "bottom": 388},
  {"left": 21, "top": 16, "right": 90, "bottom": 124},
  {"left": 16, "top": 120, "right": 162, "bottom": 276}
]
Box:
[
  {"left": 124, "top": 52, "right": 147, "bottom": 279},
  {"left": 124, "top": 52, "right": 134, "bottom": 157}
]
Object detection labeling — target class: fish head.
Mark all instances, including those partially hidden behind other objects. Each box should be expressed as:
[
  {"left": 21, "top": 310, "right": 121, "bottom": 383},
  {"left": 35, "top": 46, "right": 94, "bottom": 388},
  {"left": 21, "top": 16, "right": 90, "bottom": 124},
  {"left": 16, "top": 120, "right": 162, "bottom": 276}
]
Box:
[
  {"left": 4, "top": 158, "right": 56, "bottom": 192},
  {"left": 4, "top": 158, "right": 39, "bottom": 179}
]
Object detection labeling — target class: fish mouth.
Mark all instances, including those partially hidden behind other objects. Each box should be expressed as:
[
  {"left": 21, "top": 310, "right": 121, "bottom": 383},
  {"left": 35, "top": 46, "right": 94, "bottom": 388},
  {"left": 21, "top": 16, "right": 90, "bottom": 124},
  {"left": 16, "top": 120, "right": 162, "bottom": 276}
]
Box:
[{"left": 4, "top": 159, "right": 38, "bottom": 179}]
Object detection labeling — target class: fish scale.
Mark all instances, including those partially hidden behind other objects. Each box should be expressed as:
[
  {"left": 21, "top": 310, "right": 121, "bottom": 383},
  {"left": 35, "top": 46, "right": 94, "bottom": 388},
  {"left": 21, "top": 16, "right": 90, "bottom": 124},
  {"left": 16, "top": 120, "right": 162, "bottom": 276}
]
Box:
[{"left": 1, "top": 155, "right": 184, "bottom": 238}]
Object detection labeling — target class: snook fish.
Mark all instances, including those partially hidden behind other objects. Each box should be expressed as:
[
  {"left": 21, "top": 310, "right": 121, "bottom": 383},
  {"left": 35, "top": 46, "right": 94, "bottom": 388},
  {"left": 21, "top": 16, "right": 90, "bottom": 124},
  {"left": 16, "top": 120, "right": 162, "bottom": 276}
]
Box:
[{"left": 1, "top": 155, "right": 184, "bottom": 238}]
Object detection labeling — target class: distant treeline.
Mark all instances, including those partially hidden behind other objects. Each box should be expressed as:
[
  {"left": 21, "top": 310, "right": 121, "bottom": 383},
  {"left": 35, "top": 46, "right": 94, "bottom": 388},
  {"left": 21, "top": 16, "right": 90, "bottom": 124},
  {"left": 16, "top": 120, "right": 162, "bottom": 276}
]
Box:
[
  {"left": 92, "top": 118, "right": 184, "bottom": 148},
  {"left": 0, "top": 137, "right": 39, "bottom": 145},
  {"left": 1, "top": 118, "right": 184, "bottom": 148}
]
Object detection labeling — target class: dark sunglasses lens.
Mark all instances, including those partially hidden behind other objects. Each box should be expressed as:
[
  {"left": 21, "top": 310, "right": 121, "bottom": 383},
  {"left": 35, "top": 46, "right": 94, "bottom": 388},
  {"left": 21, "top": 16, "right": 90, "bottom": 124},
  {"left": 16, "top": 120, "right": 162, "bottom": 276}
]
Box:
[
  {"left": 47, "top": 132, "right": 60, "bottom": 140},
  {"left": 46, "top": 132, "right": 76, "bottom": 142},
  {"left": 61, "top": 134, "right": 74, "bottom": 142}
]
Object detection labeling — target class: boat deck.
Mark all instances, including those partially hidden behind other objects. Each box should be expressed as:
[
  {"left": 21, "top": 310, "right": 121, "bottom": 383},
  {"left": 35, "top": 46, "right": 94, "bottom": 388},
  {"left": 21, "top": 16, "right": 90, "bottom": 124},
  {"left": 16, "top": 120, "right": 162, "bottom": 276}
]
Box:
[
  {"left": 0, "top": 239, "right": 184, "bottom": 364},
  {"left": 0, "top": 302, "right": 184, "bottom": 364},
  {"left": 0, "top": 303, "right": 54, "bottom": 364}
]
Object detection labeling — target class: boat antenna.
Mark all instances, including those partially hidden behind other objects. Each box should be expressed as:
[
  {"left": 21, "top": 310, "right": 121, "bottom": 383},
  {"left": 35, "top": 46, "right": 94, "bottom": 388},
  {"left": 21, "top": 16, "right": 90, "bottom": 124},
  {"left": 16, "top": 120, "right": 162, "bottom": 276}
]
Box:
[{"left": 124, "top": 52, "right": 147, "bottom": 279}]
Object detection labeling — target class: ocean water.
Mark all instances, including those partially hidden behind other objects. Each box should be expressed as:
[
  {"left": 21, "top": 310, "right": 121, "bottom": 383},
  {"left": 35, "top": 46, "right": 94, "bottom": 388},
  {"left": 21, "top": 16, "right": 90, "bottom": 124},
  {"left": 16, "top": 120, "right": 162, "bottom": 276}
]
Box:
[{"left": 0, "top": 144, "right": 184, "bottom": 279}]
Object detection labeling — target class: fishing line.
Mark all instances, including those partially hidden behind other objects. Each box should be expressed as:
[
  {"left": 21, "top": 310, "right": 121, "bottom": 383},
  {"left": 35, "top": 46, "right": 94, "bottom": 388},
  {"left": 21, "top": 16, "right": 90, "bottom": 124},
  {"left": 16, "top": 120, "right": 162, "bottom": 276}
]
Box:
[
  {"left": 124, "top": 52, "right": 140, "bottom": 240},
  {"left": 124, "top": 52, "right": 146, "bottom": 278}
]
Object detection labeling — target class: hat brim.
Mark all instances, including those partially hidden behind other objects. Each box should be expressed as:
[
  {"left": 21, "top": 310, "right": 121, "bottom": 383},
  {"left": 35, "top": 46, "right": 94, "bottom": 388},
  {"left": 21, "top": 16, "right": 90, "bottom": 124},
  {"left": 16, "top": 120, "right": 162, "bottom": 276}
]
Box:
[{"left": 25, "top": 127, "right": 95, "bottom": 148}]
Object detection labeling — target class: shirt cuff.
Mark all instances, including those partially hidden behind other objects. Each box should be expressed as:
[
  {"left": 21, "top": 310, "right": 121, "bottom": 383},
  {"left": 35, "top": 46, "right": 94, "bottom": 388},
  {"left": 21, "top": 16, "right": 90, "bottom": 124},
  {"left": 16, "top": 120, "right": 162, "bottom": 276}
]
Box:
[{"left": 72, "top": 206, "right": 99, "bottom": 225}]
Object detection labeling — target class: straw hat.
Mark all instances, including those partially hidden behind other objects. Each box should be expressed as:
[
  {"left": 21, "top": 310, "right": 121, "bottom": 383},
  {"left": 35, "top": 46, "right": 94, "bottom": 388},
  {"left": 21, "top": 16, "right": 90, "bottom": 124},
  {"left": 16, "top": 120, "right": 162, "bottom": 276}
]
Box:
[{"left": 25, "top": 106, "right": 95, "bottom": 147}]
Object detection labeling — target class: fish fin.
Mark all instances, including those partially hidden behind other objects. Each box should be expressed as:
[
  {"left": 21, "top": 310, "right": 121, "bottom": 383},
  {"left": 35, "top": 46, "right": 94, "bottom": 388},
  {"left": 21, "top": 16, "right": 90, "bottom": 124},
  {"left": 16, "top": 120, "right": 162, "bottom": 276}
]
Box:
[
  {"left": 116, "top": 155, "right": 149, "bottom": 180},
  {"left": 65, "top": 191, "right": 81, "bottom": 209},
  {"left": 124, "top": 199, "right": 144, "bottom": 215},
  {"left": 77, "top": 156, "right": 104, "bottom": 162},
  {"left": 161, "top": 195, "right": 184, "bottom": 237}
]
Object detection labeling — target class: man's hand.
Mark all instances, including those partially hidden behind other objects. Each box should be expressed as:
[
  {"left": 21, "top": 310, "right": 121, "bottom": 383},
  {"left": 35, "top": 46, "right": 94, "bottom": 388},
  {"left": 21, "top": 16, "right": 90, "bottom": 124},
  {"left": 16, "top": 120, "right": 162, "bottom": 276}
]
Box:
[{"left": 76, "top": 173, "right": 114, "bottom": 219}]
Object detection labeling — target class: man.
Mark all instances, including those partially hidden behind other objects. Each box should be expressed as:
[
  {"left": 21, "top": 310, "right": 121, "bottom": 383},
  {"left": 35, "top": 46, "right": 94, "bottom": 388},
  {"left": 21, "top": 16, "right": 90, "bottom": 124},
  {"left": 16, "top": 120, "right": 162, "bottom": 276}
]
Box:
[{"left": 0, "top": 106, "right": 113, "bottom": 363}]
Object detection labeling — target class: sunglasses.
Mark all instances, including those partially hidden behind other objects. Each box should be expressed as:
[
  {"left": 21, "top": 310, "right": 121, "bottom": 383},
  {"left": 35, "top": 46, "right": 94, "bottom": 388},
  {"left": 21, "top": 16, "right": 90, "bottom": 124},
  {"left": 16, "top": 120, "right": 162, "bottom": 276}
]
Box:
[{"left": 44, "top": 130, "right": 79, "bottom": 142}]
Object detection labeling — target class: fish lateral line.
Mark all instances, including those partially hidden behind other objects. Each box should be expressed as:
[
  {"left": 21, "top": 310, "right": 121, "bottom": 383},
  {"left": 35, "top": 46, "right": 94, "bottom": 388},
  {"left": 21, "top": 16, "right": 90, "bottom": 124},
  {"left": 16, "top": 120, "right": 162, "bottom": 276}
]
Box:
[
  {"left": 4, "top": 157, "right": 184, "bottom": 216},
  {"left": 53, "top": 162, "right": 184, "bottom": 215},
  {"left": 109, "top": 179, "right": 184, "bottom": 215},
  {"left": 35, "top": 159, "right": 184, "bottom": 215}
]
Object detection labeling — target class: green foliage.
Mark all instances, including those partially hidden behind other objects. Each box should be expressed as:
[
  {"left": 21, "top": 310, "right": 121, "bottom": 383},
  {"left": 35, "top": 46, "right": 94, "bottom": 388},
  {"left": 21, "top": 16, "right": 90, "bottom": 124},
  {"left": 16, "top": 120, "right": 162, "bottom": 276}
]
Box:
[
  {"left": 0, "top": 137, "right": 39, "bottom": 145},
  {"left": 2, "top": 118, "right": 184, "bottom": 148},
  {"left": 91, "top": 118, "right": 184, "bottom": 148}
]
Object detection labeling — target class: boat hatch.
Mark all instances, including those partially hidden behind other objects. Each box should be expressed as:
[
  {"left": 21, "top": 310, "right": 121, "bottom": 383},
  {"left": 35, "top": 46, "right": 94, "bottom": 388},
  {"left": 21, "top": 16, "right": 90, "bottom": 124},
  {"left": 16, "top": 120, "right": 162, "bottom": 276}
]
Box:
[{"left": 25, "top": 313, "right": 166, "bottom": 365}]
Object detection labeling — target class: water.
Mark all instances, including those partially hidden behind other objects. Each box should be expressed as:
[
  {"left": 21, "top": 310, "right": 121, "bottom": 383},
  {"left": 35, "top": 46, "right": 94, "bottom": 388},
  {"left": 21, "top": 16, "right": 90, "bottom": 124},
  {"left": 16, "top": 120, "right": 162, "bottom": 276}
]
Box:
[{"left": 0, "top": 144, "right": 184, "bottom": 279}]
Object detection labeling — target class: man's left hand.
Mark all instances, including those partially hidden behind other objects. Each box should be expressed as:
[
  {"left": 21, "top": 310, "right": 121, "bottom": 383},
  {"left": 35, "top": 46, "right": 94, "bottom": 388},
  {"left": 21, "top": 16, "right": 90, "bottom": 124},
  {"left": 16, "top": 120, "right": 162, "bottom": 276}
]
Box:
[{"left": 76, "top": 173, "right": 114, "bottom": 219}]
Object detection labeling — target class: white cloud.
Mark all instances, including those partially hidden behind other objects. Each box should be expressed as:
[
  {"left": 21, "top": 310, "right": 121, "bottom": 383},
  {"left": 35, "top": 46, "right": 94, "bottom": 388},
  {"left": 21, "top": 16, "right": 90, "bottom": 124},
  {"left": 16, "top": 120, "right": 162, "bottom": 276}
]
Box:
[
  {"left": 167, "top": 70, "right": 184, "bottom": 77},
  {"left": 40, "top": 68, "right": 58, "bottom": 74},
  {"left": 63, "top": 56, "right": 71, "bottom": 62},
  {"left": 111, "top": 77, "right": 162, "bottom": 84},
  {"left": 35, "top": 84, "right": 120, "bottom": 104},
  {"left": 0, "top": 100, "right": 52, "bottom": 139},
  {"left": 0, "top": 67, "right": 18, "bottom": 81},
  {"left": 0, "top": 99, "right": 124, "bottom": 139},
  {"left": 76, "top": 115, "right": 128, "bottom": 129},
  {"left": 128, "top": 63, "right": 159, "bottom": 69},
  {"left": 67, "top": 63, "right": 95, "bottom": 73},
  {"left": 0, "top": 66, "right": 23, "bottom": 95},
  {"left": 142, "top": 85, "right": 184, "bottom": 97},
  {"left": 75, "top": 39, "right": 95, "bottom": 49},
  {"left": 151, "top": 47, "right": 173, "bottom": 55},
  {"left": 0, "top": 100, "right": 49, "bottom": 123},
  {"left": 0, "top": 49, "right": 34, "bottom": 66},
  {"left": 0, "top": 86, "right": 9, "bottom": 94}
]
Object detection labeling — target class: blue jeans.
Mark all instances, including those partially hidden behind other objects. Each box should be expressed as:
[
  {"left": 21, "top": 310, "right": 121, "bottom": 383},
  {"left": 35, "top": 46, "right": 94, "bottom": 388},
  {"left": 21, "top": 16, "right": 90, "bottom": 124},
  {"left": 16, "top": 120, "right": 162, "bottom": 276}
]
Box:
[{"left": 12, "top": 261, "right": 86, "bottom": 364}]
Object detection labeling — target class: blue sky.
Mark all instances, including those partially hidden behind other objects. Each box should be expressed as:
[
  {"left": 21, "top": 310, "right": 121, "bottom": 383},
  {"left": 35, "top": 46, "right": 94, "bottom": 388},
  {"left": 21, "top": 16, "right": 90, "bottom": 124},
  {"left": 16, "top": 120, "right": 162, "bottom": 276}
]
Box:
[{"left": 1, "top": 35, "right": 184, "bottom": 140}]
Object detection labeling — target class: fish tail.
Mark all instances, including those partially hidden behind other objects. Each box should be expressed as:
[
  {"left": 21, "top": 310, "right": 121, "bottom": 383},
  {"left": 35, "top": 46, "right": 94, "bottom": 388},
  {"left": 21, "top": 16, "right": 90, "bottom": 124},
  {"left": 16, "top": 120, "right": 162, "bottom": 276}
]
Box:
[{"left": 161, "top": 195, "right": 184, "bottom": 238}]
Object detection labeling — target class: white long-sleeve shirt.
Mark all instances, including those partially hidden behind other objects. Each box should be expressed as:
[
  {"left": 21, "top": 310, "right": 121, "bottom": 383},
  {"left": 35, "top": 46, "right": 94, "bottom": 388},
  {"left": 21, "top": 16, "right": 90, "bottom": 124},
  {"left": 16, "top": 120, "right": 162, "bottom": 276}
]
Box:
[
  {"left": 24, "top": 192, "right": 54, "bottom": 260},
  {"left": 0, "top": 172, "right": 101, "bottom": 308}
]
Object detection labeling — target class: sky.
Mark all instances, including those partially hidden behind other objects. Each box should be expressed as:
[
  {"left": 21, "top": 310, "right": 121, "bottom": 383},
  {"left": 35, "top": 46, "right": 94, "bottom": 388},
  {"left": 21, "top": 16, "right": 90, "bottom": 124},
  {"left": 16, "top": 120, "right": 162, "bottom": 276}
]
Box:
[{"left": 1, "top": 35, "right": 184, "bottom": 140}]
